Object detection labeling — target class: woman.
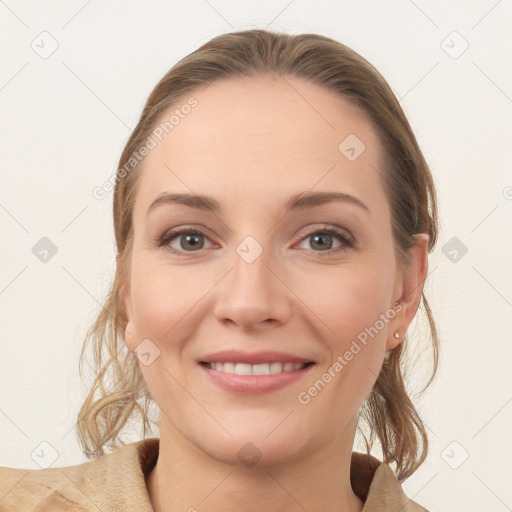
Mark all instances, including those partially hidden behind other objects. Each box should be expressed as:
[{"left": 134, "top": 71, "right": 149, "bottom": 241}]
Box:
[{"left": 0, "top": 29, "right": 438, "bottom": 511}]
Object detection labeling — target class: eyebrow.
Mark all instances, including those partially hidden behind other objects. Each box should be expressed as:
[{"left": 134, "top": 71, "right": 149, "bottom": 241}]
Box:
[{"left": 146, "top": 191, "right": 370, "bottom": 216}]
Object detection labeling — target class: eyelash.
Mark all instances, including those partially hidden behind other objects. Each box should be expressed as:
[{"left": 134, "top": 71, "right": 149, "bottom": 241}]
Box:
[{"left": 157, "top": 225, "right": 356, "bottom": 257}]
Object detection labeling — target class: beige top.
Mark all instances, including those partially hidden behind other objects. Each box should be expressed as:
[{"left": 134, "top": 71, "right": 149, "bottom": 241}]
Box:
[{"left": 0, "top": 437, "right": 429, "bottom": 511}]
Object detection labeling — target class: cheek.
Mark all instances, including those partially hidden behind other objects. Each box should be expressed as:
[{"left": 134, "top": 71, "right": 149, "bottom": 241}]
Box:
[
  {"left": 130, "top": 250, "right": 394, "bottom": 349},
  {"left": 128, "top": 261, "right": 204, "bottom": 406},
  {"left": 130, "top": 260, "right": 210, "bottom": 342},
  {"left": 294, "top": 260, "right": 393, "bottom": 342},
  {"left": 293, "top": 266, "right": 392, "bottom": 421}
]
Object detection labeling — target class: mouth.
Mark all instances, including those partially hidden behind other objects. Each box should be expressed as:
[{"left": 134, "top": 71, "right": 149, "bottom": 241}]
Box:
[
  {"left": 199, "top": 361, "right": 315, "bottom": 375},
  {"left": 198, "top": 351, "right": 316, "bottom": 394}
]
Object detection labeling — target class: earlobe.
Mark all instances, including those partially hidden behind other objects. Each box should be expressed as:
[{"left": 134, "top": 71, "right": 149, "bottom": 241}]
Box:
[
  {"left": 386, "top": 323, "right": 403, "bottom": 351},
  {"left": 387, "top": 233, "right": 429, "bottom": 351}
]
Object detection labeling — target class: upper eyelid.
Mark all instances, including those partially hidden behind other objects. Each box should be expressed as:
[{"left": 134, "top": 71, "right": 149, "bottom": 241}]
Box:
[
  {"left": 159, "top": 224, "right": 355, "bottom": 251},
  {"left": 160, "top": 224, "right": 352, "bottom": 239}
]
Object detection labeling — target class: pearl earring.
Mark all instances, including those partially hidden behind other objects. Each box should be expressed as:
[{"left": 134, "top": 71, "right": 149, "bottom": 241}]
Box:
[{"left": 394, "top": 331, "right": 400, "bottom": 339}]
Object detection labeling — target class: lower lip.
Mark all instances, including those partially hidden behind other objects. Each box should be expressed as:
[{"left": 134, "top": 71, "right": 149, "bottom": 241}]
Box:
[{"left": 199, "top": 363, "right": 315, "bottom": 394}]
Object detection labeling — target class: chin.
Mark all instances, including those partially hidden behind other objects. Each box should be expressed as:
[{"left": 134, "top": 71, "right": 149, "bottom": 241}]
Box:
[
  {"left": 190, "top": 424, "right": 317, "bottom": 469},
  {"left": 205, "top": 440, "right": 303, "bottom": 468}
]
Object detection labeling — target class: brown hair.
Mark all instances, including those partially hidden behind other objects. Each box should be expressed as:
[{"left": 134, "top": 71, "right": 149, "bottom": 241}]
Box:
[{"left": 77, "top": 29, "right": 439, "bottom": 481}]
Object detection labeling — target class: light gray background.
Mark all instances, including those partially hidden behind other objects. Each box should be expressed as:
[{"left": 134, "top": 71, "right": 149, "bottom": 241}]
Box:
[{"left": 1, "top": 1, "right": 511, "bottom": 510}]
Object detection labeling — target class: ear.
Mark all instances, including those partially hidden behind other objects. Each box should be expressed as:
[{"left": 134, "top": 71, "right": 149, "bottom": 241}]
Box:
[
  {"left": 387, "top": 233, "right": 429, "bottom": 350},
  {"left": 120, "top": 278, "right": 137, "bottom": 353}
]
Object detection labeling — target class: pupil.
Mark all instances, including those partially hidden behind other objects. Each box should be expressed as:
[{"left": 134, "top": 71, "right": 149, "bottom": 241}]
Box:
[
  {"left": 312, "top": 233, "right": 332, "bottom": 250},
  {"left": 182, "top": 234, "right": 203, "bottom": 250},
  {"left": 179, "top": 233, "right": 334, "bottom": 252}
]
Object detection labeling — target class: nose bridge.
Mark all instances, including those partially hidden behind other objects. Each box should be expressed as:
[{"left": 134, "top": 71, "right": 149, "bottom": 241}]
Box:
[{"left": 213, "top": 234, "right": 290, "bottom": 327}]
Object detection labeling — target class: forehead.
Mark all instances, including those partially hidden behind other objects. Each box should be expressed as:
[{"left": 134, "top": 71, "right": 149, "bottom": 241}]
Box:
[{"left": 133, "top": 75, "right": 387, "bottom": 218}]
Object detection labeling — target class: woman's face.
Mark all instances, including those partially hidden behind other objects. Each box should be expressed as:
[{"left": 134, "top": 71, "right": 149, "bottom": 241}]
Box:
[{"left": 123, "top": 75, "right": 425, "bottom": 466}]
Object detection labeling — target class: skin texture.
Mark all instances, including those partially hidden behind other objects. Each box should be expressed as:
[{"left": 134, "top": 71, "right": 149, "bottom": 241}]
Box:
[{"left": 122, "top": 75, "right": 428, "bottom": 512}]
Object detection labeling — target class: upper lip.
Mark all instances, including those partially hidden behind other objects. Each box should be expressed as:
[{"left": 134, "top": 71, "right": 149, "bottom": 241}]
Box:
[{"left": 199, "top": 350, "right": 315, "bottom": 365}]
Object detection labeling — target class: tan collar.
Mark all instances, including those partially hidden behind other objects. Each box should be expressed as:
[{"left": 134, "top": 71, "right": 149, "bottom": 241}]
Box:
[
  {"left": 350, "top": 451, "right": 428, "bottom": 511},
  {"left": 0, "top": 437, "right": 427, "bottom": 511}
]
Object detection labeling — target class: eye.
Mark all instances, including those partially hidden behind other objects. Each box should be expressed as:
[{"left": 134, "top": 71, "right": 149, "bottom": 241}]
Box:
[
  {"left": 158, "top": 228, "right": 214, "bottom": 254},
  {"left": 157, "top": 225, "right": 355, "bottom": 256},
  {"left": 296, "top": 226, "right": 355, "bottom": 254}
]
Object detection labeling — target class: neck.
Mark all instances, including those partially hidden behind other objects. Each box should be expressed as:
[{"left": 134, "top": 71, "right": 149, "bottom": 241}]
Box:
[{"left": 146, "top": 417, "right": 364, "bottom": 512}]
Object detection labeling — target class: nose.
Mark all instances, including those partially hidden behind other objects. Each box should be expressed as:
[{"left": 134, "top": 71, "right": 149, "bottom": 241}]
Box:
[{"left": 213, "top": 241, "right": 292, "bottom": 331}]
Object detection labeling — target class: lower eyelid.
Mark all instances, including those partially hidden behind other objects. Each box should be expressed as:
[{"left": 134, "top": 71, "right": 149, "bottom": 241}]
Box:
[
  {"left": 159, "top": 230, "right": 214, "bottom": 252},
  {"left": 159, "top": 227, "right": 355, "bottom": 254},
  {"left": 295, "top": 230, "right": 354, "bottom": 251}
]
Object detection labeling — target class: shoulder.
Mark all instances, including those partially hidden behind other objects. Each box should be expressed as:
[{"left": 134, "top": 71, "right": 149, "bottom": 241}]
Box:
[
  {"left": 0, "top": 438, "right": 159, "bottom": 512},
  {"left": 350, "top": 452, "right": 430, "bottom": 511}
]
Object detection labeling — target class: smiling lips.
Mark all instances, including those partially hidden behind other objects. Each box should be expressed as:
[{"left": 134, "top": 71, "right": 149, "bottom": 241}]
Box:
[
  {"left": 199, "top": 349, "right": 316, "bottom": 394},
  {"left": 202, "top": 361, "right": 311, "bottom": 375}
]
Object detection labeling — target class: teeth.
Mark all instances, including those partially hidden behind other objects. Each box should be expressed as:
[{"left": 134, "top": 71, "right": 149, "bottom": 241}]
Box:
[
  {"left": 205, "top": 362, "right": 308, "bottom": 374},
  {"left": 235, "top": 363, "right": 253, "bottom": 375},
  {"left": 269, "top": 362, "right": 283, "bottom": 374},
  {"left": 252, "top": 363, "right": 270, "bottom": 375}
]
